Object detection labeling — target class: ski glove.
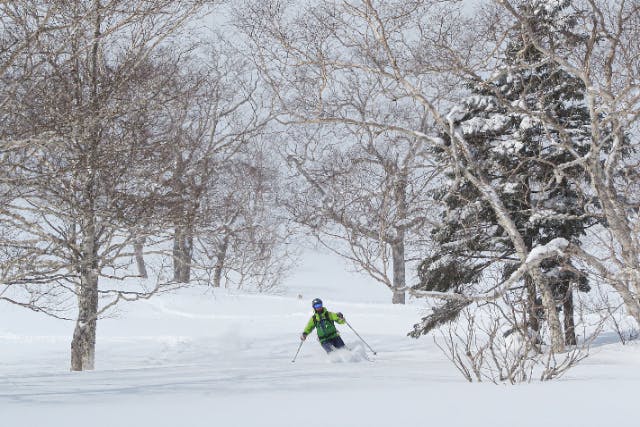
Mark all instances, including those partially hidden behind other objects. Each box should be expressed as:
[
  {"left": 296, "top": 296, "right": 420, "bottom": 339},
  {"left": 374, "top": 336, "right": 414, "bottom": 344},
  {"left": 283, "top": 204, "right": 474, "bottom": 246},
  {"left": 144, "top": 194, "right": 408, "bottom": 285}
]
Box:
[
  {"left": 301, "top": 333, "right": 307, "bottom": 341},
  {"left": 337, "top": 312, "right": 344, "bottom": 319}
]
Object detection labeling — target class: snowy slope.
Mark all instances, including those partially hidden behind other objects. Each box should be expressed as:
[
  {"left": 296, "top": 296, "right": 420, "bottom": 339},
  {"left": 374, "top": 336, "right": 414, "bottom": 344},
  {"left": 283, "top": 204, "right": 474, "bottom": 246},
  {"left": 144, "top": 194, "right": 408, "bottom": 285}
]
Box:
[{"left": 1, "top": 251, "right": 639, "bottom": 426}]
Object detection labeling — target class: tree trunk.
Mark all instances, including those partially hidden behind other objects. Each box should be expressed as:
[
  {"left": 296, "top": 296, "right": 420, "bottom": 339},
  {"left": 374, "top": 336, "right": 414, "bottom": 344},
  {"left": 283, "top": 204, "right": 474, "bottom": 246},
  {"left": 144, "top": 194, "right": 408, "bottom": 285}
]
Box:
[
  {"left": 173, "top": 224, "right": 193, "bottom": 283},
  {"left": 173, "top": 227, "right": 183, "bottom": 281},
  {"left": 586, "top": 152, "right": 640, "bottom": 327},
  {"left": 525, "top": 275, "right": 541, "bottom": 345},
  {"left": 70, "top": 272, "right": 98, "bottom": 371},
  {"left": 534, "top": 272, "right": 565, "bottom": 353},
  {"left": 611, "top": 280, "right": 640, "bottom": 328},
  {"left": 71, "top": 216, "right": 99, "bottom": 371},
  {"left": 212, "top": 233, "right": 230, "bottom": 288},
  {"left": 391, "top": 173, "right": 407, "bottom": 305},
  {"left": 524, "top": 230, "right": 541, "bottom": 341},
  {"left": 391, "top": 240, "right": 406, "bottom": 304},
  {"left": 563, "top": 287, "right": 576, "bottom": 346},
  {"left": 134, "top": 236, "right": 147, "bottom": 279},
  {"left": 392, "top": 287, "right": 405, "bottom": 304},
  {"left": 618, "top": 265, "right": 640, "bottom": 329}
]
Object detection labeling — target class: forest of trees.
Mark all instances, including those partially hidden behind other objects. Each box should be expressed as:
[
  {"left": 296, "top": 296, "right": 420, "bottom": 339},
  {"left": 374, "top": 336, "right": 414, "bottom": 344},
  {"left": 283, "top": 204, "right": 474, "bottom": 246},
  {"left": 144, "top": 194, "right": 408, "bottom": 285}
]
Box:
[{"left": 1, "top": 0, "right": 639, "bottom": 379}]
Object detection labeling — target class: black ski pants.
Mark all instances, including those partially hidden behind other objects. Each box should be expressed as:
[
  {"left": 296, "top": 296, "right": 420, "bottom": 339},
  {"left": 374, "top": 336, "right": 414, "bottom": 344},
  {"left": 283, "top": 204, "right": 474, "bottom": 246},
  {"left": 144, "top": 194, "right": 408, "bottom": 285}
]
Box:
[{"left": 321, "top": 336, "right": 345, "bottom": 353}]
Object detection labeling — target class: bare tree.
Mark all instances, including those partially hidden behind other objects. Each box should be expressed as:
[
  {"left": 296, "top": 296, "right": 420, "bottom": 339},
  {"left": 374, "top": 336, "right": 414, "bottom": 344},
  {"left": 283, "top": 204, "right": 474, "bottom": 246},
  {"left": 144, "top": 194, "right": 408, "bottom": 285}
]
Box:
[
  {"left": 195, "top": 142, "right": 296, "bottom": 291},
  {"left": 149, "top": 38, "right": 279, "bottom": 285},
  {"left": 1, "top": 2, "right": 75, "bottom": 105},
  {"left": 435, "top": 304, "right": 593, "bottom": 384},
  {"left": 284, "top": 127, "right": 438, "bottom": 304},
  {"left": 0, "top": 0, "right": 215, "bottom": 371}
]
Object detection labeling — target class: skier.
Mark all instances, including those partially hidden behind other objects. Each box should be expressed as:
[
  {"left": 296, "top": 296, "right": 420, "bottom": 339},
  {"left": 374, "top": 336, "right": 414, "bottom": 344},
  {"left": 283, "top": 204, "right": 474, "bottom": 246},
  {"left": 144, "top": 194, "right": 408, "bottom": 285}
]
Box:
[{"left": 300, "top": 298, "right": 346, "bottom": 353}]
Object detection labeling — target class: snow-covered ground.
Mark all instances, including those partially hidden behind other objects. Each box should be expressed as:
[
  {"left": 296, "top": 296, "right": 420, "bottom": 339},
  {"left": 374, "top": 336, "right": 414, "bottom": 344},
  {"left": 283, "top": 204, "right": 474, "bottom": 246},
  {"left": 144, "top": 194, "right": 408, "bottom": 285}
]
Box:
[{"left": 1, "top": 251, "right": 639, "bottom": 426}]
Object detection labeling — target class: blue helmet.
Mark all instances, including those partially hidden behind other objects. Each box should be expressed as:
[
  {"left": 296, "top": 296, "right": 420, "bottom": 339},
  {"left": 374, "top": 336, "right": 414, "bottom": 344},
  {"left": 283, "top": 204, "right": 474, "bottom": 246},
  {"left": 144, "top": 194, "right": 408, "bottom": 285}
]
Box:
[{"left": 312, "top": 298, "right": 323, "bottom": 309}]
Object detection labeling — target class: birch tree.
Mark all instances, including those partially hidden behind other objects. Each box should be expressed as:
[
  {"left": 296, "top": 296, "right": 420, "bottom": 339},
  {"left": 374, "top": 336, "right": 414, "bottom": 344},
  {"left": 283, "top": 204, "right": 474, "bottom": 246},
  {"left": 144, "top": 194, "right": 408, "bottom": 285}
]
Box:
[
  {"left": 151, "top": 40, "right": 278, "bottom": 285},
  {"left": 0, "top": 2, "right": 76, "bottom": 101},
  {"left": 0, "top": 0, "right": 215, "bottom": 371},
  {"left": 195, "top": 143, "right": 295, "bottom": 291},
  {"left": 285, "top": 128, "right": 437, "bottom": 304}
]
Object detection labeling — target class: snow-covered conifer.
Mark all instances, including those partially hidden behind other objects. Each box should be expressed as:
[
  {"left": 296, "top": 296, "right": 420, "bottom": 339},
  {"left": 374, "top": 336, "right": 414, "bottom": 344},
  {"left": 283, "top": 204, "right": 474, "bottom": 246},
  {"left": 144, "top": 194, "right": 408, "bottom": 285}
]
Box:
[{"left": 415, "top": 0, "right": 594, "bottom": 344}]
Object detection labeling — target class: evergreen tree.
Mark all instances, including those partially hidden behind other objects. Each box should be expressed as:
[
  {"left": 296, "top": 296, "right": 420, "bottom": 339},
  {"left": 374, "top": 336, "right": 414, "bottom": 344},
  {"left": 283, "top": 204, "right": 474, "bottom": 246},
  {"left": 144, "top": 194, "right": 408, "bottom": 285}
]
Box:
[{"left": 412, "top": 0, "right": 593, "bottom": 344}]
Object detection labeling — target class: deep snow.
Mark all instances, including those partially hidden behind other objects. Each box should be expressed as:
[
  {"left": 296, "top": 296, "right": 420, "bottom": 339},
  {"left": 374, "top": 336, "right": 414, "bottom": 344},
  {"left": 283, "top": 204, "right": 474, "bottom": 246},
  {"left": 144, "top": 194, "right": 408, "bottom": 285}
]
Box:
[{"left": 1, "top": 250, "right": 639, "bottom": 426}]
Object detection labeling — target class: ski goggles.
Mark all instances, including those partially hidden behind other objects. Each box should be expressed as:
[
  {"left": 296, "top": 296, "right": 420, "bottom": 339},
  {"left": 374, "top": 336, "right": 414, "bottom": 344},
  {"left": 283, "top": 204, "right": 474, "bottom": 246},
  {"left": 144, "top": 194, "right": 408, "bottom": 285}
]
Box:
[{"left": 313, "top": 303, "right": 323, "bottom": 309}]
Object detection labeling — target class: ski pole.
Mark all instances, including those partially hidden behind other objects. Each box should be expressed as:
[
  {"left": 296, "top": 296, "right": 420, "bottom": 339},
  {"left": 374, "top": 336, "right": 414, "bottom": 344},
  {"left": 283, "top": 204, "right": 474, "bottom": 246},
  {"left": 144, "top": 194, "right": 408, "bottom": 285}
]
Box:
[
  {"left": 291, "top": 339, "right": 305, "bottom": 363},
  {"left": 345, "top": 320, "right": 377, "bottom": 355}
]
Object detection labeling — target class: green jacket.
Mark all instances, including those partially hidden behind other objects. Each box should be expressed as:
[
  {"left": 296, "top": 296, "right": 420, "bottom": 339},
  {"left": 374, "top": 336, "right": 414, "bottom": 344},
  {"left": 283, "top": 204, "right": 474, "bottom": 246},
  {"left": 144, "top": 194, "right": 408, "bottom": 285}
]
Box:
[{"left": 303, "top": 308, "right": 345, "bottom": 343}]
